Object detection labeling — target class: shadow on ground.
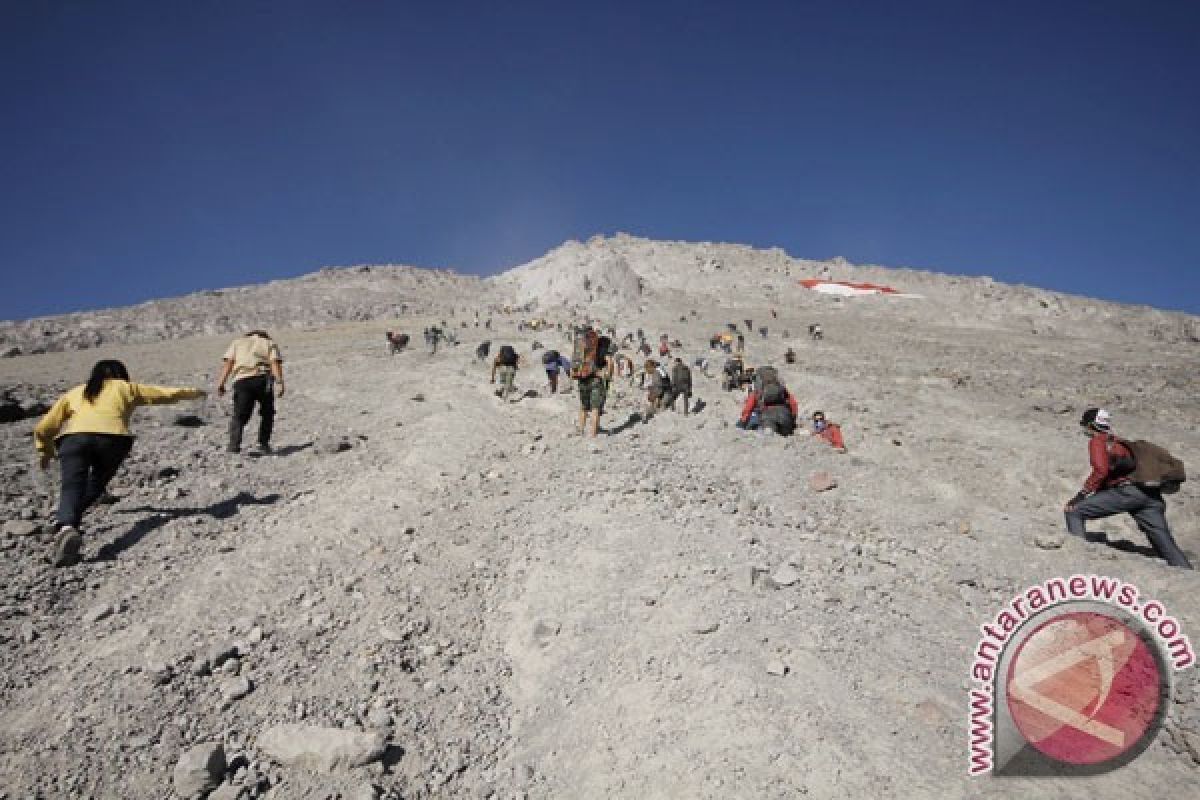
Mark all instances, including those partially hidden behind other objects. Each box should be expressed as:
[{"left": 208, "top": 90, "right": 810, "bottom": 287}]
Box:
[{"left": 93, "top": 492, "right": 281, "bottom": 561}]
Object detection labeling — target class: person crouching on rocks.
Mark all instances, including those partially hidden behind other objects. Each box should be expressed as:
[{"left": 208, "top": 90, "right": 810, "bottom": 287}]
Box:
[
  {"left": 810, "top": 411, "right": 846, "bottom": 453},
  {"left": 1064, "top": 408, "right": 1192, "bottom": 569},
  {"left": 490, "top": 344, "right": 521, "bottom": 402},
  {"left": 34, "top": 359, "right": 205, "bottom": 567},
  {"left": 216, "top": 330, "right": 285, "bottom": 454}
]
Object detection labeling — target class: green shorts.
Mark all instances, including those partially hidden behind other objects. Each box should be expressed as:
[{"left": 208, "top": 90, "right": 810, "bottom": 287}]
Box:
[
  {"left": 578, "top": 376, "right": 607, "bottom": 412},
  {"left": 496, "top": 365, "right": 516, "bottom": 390}
]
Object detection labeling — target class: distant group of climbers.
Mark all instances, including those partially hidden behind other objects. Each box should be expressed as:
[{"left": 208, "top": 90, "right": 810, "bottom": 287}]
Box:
[
  {"left": 29, "top": 315, "right": 1192, "bottom": 575},
  {"left": 32, "top": 330, "right": 286, "bottom": 567}
]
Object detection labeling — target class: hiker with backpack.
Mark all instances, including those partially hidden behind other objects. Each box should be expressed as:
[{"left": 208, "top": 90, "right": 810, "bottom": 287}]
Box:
[
  {"left": 666, "top": 357, "right": 693, "bottom": 415},
  {"left": 642, "top": 359, "right": 671, "bottom": 422},
  {"left": 34, "top": 360, "right": 205, "bottom": 566},
  {"left": 810, "top": 411, "right": 846, "bottom": 452},
  {"left": 490, "top": 344, "right": 521, "bottom": 402},
  {"left": 571, "top": 328, "right": 613, "bottom": 437},
  {"left": 1064, "top": 408, "right": 1192, "bottom": 569},
  {"left": 736, "top": 366, "right": 798, "bottom": 435},
  {"left": 542, "top": 348, "right": 570, "bottom": 393},
  {"left": 216, "top": 330, "right": 285, "bottom": 454}
]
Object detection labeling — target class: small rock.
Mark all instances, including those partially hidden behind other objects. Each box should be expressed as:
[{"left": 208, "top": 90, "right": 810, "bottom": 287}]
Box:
[
  {"left": 2, "top": 519, "right": 40, "bottom": 537},
  {"left": 209, "top": 783, "right": 243, "bottom": 800},
  {"left": 692, "top": 621, "right": 719, "bottom": 635},
  {"left": 147, "top": 661, "right": 174, "bottom": 686},
  {"left": 807, "top": 472, "right": 837, "bottom": 493},
  {"left": 257, "top": 724, "right": 387, "bottom": 773},
  {"left": 766, "top": 660, "right": 789, "bottom": 676},
  {"left": 532, "top": 620, "right": 560, "bottom": 645},
  {"left": 206, "top": 643, "right": 240, "bottom": 671},
  {"left": 1034, "top": 534, "right": 1065, "bottom": 550},
  {"left": 366, "top": 707, "right": 393, "bottom": 729},
  {"left": 411, "top": 393, "right": 426, "bottom": 402},
  {"left": 84, "top": 604, "right": 116, "bottom": 624},
  {"left": 19, "top": 622, "right": 37, "bottom": 644},
  {"left": 315, "top": 435, "right": 352, "bottom": 455},
  {"left": 770, "top": 564, "right": 801, "bottom": 587},
  {"left": 222, "top": 676, "right": 253, "bottom": 706},
  {"left": 173, "top": 742, "right": 226, "bottom": 799}
]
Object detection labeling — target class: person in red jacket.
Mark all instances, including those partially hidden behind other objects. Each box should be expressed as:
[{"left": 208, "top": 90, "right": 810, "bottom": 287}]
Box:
[
  {"left": 737, "top": 384, "right": 799, "bottom": 435},
  {"left": 1064, "top": 408, "right": 1191, "bottom": 569},
  {"left": 810, "top": 411, "right": 846, "bottom": 453}
]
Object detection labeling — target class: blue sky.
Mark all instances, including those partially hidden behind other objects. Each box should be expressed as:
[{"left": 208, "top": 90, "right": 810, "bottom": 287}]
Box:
[{"left": 2, "top": 0, "right": 1198, "bottom": 319}]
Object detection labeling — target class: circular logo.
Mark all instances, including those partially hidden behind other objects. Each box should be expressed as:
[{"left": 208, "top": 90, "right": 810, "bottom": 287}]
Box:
[{"left": 1005, "top": 610, "right": 1164, "bottom": 766}]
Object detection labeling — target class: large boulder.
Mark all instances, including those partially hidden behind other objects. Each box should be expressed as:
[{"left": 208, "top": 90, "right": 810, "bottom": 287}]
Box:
[{"left": 173, "top": 742, "right": 226, "bottom": 799}]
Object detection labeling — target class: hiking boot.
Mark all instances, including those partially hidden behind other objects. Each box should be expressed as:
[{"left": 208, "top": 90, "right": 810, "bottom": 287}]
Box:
[
  {"left": 51, "top": 526, "right": 83, "bottom": 568},
  {"left": 227, "top": 445, "right": 241, "bottom": 454},
  {"left": 252, "top": 442, "right": 272, "bottom": 455}
]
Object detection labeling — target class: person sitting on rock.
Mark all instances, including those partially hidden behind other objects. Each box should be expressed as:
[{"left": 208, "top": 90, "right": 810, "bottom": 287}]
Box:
[
  {"left": 34, "top": 359, "right": 205, "bottom": 566},
  {"left": 490, "top": 344, "right": 521, "bottom": 402},
  {"left": 1064, "top": 408, "right": 1192, "bottom": 569},
  {"left": 810, "top": 411, "right": 846, "bottom": 453}
]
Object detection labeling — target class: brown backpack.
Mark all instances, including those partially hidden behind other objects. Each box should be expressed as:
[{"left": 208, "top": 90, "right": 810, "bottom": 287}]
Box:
[{"left": 1115, "top": 438, "right": 1187, "bottom": 493}]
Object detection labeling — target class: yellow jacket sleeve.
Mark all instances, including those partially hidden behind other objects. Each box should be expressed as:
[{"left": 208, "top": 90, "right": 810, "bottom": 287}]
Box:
[
  {"left": 33, "top": 394, "right": 72, "bottom": 456},
  {"left": 131, "top": 384, "right": 204, "bottom": 406}
]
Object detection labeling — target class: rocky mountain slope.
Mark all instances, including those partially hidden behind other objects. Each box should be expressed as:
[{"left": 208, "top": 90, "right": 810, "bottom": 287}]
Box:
[{"left": 0, "top": 236, "right": 1198, "bottom": 798}]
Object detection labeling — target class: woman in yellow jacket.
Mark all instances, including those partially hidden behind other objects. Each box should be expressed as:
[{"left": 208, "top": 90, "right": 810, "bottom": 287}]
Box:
[{"left": 34, "top": 359, "right": 205, "bottom": 567}]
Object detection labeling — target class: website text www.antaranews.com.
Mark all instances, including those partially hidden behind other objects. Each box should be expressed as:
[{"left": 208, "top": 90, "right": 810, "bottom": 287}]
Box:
[{"left": 967, "top": 574, "right": 1194, "bottom": 776}]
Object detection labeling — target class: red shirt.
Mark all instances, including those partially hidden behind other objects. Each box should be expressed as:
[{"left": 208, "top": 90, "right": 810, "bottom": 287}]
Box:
[
  {"left": 1082, "top": 434, "right": 1133, "bottom": 494},
  {"left": 740, "top": 390, "right": 798, "bottom": 424},
  {"left": 816, "top": 423, "right": 845, "bottom": 450}
]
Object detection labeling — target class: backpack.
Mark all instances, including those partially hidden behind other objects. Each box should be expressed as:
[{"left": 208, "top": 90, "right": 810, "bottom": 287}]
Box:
[
  {"left": 571, "top": 330, "right": 599, "bottom": 379},
  {"left": 656, "top": 365, "right": 671, "bottom": 391},
  {"left": 497, "top": 345, "right": 518, "bottom": 367},
  {"left": 542, "top": 349, "right": 560, "bottom": 366},
  {"left": 1116, "top": 438, "right": 1187, "bottom": 493},
  {"left": 754, "top": 366, "right": 786, "bottom": 408}
]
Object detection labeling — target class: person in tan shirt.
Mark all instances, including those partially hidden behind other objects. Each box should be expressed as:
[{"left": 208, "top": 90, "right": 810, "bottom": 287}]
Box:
[
  {"left": 216, "top": 330, "right": 284, "bottom": 454},
  {"left": 34, "top": 359, "right": 205, "bottom": 566}
]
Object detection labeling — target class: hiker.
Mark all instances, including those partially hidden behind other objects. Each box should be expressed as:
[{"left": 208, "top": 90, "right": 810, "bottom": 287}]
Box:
[
  {"left": 490, "top": 344, "right": 521, "bottom": 402},
  {"left": 427, "top": 326, "right": 442, "bottom": 354},
  {"left": 1064, "top": 408, "right": 1192, "bottom": 569},
  {"left": 744, "top": 318, "right": 753, "bottom": 332},
  {"left": 736, "top": 367, "right": 798, "bottom": 435},
  {"left": 810, "top": 411, "right": 846, "bottom": 452},
  {"left": 809, "top": 323, "right": 823, "bottom": 341},
  {"left": 217, "top": 330, "right": 285, "bottom": 454},
  {"left": 736, "top": 334, "right": 745, "bottom": 353},
  {"left": 759, "top": 326, "right": 769, "bottom": 339},
  {"left": 784, "top": 348, "right": 797, "bottom": 365},
  {"left": 385, "top": 331, "right": 409, "bottom": 355},
  {"left": 542, "top": 348, "right": 570, "bottom": 393},
  {"left": 34, "top": 360, "right": 205, "bottom": 566},
  {"left": 666, "top": 357, "right": 693, "bottom": 415},
  {"left": 573, "top": 329, "right": 613, "bottom": 437},
  {"left": 642, "top": 359, "right": 671, "bottom": 422},
  {"left": 614, "top": 352, "right": 635, "bottom": 384}
]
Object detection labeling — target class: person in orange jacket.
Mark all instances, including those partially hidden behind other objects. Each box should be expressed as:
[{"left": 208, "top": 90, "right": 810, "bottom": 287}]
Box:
[
  {"left": 737, "top": 384, "right": 799, "bottom": 435},
  {"left": 810, "top": 410, "right": 847, "bottom": 452}
]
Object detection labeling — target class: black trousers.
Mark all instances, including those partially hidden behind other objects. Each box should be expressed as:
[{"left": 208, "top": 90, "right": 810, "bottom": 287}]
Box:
[
  {"left": 56, "top": 433, "right": 133, "bottom": 528},
  {"left": 230, "top": 375, "right": 275, "bottom": 450}
]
